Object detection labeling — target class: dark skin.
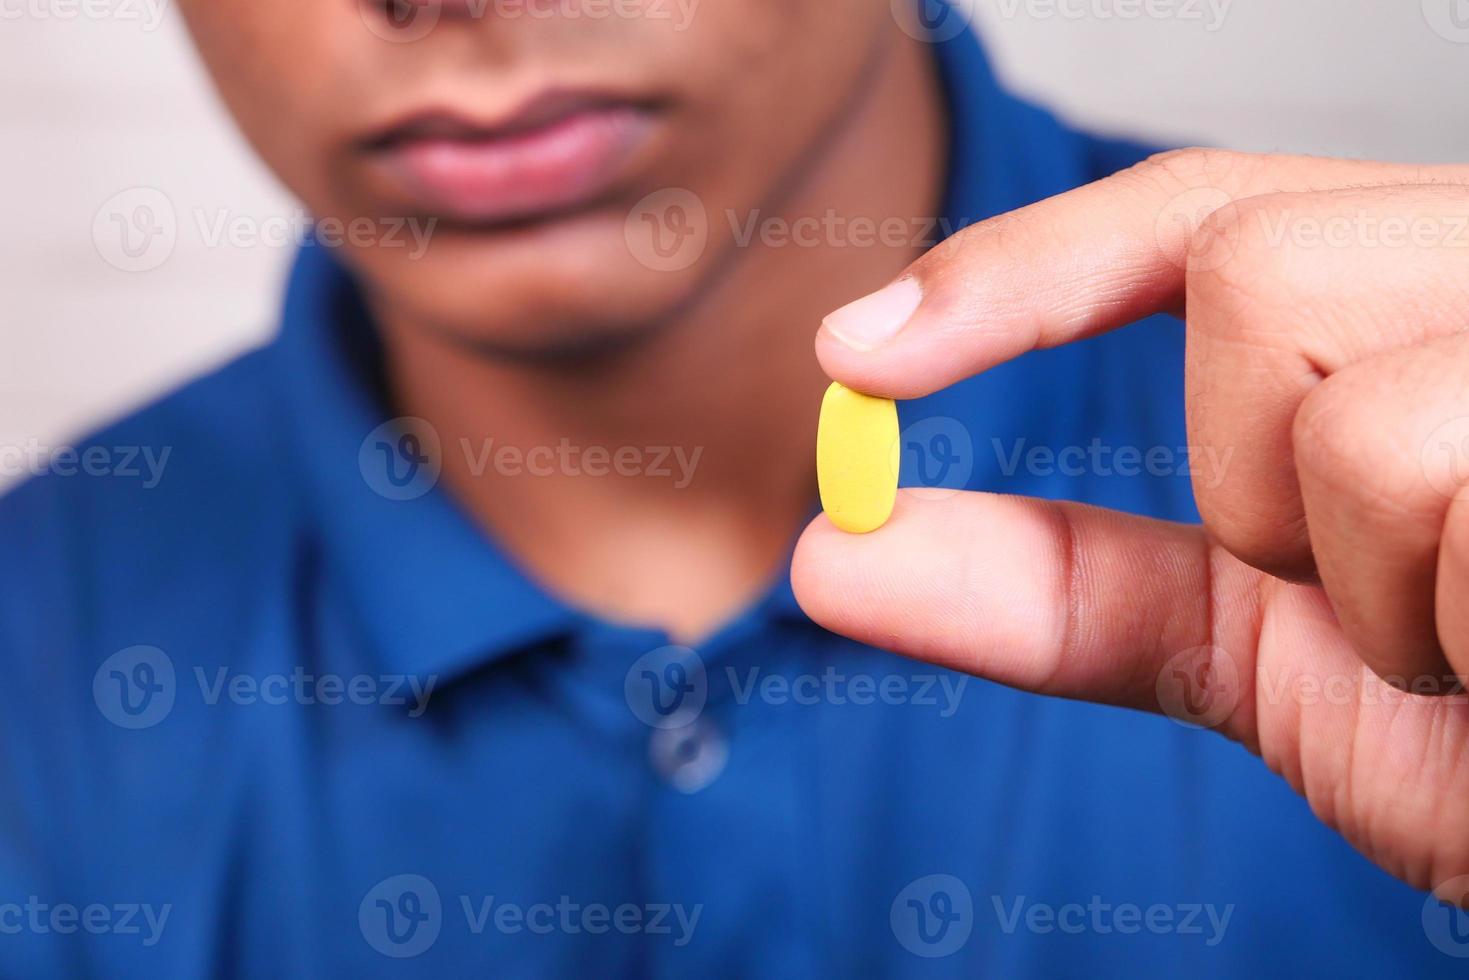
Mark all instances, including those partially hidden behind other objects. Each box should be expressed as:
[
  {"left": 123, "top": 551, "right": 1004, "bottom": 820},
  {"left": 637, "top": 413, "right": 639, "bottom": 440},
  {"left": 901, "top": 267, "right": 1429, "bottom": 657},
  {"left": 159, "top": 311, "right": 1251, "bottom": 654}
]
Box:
[{"left": 181, "top": 0, "right": 1469, "bottom": 905}]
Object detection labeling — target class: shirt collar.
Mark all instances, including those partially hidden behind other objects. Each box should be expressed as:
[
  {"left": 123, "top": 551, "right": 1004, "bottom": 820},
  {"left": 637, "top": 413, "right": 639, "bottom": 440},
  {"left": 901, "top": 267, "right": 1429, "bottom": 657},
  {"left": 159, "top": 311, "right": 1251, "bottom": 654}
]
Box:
[
  {"left": 268, "top": 16, "right": 997, "bottom": 682},
  {"left": 272, "top": 244, "right": 582, "bottom": 683}
]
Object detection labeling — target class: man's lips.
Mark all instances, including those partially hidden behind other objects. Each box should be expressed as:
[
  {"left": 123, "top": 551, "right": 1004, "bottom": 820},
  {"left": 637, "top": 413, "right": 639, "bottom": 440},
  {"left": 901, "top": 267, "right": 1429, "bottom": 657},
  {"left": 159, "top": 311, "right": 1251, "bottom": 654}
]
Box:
[{"left": 360, "top": 97, "right": 657, "bottom": 225}]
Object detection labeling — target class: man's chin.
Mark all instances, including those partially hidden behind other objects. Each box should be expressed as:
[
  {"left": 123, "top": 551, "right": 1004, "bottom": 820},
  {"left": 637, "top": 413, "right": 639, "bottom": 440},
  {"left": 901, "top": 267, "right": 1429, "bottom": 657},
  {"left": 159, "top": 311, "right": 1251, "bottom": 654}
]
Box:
[
  {"left": 421, "top": 312, "right": 673, "bottom": 365},
  {"left": 349, "top": 221, "right": 725, "bottom": 363},
  {"left": 364, "top": 267, "right": 704, "bottom": 365}
]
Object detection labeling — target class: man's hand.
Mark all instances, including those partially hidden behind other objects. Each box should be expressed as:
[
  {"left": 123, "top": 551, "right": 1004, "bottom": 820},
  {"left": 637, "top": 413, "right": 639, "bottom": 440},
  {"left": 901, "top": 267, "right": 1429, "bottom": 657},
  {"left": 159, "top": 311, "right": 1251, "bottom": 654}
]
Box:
[{"left": 792, "top": 149, "right": 1469, "bottom": 901}]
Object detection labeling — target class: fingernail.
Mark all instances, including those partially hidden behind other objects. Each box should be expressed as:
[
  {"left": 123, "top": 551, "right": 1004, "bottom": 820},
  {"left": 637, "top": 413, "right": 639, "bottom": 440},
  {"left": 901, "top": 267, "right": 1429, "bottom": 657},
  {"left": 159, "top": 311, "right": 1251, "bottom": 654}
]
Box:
[{"left": 822, "top": 277, "right": 923, "bottom": 351}]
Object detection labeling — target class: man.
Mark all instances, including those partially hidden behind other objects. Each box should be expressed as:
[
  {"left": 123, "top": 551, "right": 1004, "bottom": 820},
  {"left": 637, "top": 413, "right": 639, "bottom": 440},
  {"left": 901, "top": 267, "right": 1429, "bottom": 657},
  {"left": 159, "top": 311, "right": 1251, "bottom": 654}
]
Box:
[{"left": 4, "top": 0, "right": 1468, "bottom": 975}]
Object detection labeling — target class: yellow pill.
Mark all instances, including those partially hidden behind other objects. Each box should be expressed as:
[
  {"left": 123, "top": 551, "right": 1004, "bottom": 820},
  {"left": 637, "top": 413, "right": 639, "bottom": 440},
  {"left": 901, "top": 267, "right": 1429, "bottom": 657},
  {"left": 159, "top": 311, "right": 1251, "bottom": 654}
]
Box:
[{"left": 816, "top": 381, "right": 900, "bottom": 534}]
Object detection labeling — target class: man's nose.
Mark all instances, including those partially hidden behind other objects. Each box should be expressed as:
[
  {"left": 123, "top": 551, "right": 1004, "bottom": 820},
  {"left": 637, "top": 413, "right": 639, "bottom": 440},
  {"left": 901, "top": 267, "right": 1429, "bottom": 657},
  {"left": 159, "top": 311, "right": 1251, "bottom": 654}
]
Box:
[
  {"left": 361, "top": 0, "right": 499, "bottom": 44},
  {"left": 383, "top": 0, "right": 492, "bottom": 18}
]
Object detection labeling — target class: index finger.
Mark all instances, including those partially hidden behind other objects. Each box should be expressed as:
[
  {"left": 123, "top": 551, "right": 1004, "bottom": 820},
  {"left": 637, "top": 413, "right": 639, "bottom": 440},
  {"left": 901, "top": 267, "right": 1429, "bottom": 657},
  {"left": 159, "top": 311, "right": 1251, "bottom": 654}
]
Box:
[{"left": 816, "top": 149, "right": 1469, "bottom": 399}]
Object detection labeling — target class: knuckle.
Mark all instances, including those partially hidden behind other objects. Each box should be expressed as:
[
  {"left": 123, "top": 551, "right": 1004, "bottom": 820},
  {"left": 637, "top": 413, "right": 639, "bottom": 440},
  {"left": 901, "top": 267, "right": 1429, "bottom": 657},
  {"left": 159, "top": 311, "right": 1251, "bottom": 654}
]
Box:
[
  {"left": 1196, "top": 493, "right": 1313, "bottom": 583},
  {"left": 1137, "top": 147, "right": 1247, "bottom": 189},
  {"left": 1293, "top": 371, "right": 1416, "bottom": 512},
  {"left": 1293, "top": 373, "right": 1369, "bottom": 475},
  {"left": 1196, "top": 194, "right": 1285, "bottom": 281},
  {"left": 1186, "top": 193, "right": 1313, "bottom": 344},
  {"left": 1128, "top": 147, "right": 1269, "bottom": 223}
]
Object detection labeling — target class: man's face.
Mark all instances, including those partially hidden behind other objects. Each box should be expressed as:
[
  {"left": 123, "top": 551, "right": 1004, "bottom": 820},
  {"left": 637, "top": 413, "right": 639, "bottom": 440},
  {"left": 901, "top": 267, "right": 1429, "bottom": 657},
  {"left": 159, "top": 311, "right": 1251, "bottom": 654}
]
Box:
[{"left": 179, "top": 0, "right": 893, "bottom": 355}]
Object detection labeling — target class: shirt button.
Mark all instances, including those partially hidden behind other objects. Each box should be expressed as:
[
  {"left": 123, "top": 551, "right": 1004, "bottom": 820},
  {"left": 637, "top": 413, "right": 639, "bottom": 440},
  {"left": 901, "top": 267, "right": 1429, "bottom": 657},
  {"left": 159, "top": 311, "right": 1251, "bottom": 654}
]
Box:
[{"left": 649, "top": 717, "right": 728, "bottom": 794}]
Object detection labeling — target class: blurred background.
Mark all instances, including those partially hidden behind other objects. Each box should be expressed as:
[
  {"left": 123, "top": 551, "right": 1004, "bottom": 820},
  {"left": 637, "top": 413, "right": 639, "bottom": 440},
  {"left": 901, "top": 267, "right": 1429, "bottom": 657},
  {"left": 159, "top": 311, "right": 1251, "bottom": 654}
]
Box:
[{"left": 2, "top": 0, "right": 1467, "bottom": 488}]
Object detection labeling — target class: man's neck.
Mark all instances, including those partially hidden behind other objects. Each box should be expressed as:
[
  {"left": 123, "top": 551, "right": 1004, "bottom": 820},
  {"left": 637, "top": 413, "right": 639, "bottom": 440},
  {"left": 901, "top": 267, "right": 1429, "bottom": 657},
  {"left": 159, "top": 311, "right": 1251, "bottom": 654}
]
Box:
[{"left": 376, "top": 30, "right": 946, "bottom": 643}]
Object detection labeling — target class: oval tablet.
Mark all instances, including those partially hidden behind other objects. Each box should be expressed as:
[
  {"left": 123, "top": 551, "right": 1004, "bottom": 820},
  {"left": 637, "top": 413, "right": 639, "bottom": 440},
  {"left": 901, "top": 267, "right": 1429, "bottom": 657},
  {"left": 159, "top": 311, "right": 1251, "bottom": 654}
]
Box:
[{"left": 817, "top": 381, "right": 900, "bottom": 534}]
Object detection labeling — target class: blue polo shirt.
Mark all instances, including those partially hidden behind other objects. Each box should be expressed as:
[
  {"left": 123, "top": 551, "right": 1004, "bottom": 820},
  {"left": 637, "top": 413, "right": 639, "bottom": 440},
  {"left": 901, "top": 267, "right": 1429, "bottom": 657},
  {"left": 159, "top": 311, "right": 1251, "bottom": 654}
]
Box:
[{"left": 2, "top": 22, "right": 1463, "bottom": 980}]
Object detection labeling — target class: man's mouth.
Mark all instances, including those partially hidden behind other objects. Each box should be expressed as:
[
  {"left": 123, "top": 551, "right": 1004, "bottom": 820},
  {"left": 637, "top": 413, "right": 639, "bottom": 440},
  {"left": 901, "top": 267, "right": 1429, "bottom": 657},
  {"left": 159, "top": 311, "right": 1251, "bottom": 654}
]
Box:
[{"left": 359, "top": 91, "right": 659, "bottom": 225}]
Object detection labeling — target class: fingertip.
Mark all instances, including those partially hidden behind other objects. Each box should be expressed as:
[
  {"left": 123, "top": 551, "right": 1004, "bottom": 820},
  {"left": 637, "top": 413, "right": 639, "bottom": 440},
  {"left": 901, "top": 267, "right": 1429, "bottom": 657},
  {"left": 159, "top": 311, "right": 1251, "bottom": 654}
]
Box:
[
  {"left": 815, "top": 285, "right": 990, "bottom": 399},
  {"left": 813, "top": 325, "right": 929, "bottom": 401},
  {"left": 790, "top": 513, "right": 834, "bottom": 619},
  {"left": 791, "top": 497, "right": 905, "bottom": 626},
  {"left": 821, "top": 276, "right": 922, "bottom": 351},
  {"left": 813, "top": 323, "right": 873, "bottom": 391},
  {"left": 791, "top": 492, "right": 953, "bottom": 642}
]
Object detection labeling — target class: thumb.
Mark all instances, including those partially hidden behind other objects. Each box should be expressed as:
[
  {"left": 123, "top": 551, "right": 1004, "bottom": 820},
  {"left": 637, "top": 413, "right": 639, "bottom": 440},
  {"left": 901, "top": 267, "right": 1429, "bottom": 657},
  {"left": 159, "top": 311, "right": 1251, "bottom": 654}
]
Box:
[{"left": 791, "top": 489, "right": 1265, "bottom": 736}]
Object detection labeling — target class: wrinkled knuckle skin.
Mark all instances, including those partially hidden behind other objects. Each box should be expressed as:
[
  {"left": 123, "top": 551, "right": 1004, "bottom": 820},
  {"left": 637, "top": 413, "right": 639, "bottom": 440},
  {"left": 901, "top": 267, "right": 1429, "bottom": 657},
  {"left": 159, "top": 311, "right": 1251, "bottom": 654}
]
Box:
[
  {"left": 1184, "top": 195, "right": 1325, "bottom": 583},
  {"left": 1196, "top": 492, "right": 1315, "bottom": 584},
  {"left": 1292, "top": 373, "right": 1369, "bottom": 492},
  {"left": 1293, "top": 369, "right": 1422, "bottom": 518},
  {"left": 1188, "top": 195, "right": 1302, "bottom": 312},
  {"left": 1137, "top": 147, "right": 1248, "bottom": 189}
]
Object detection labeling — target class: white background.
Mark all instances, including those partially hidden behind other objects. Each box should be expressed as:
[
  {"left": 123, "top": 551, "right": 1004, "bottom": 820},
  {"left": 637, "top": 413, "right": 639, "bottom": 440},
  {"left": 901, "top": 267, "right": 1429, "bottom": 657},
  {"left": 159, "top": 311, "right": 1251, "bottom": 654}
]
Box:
[{"left": 2, "top": 0, "right": 1467, "bottom": 480}]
